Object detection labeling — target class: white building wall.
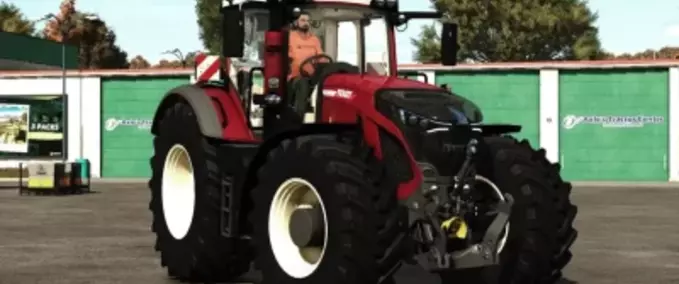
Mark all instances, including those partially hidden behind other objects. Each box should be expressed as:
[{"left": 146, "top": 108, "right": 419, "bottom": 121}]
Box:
[
  {"left": 81, "top": 77, "right": 101, "bottom": 177},
  {"left": 669, "top": 67, "right": 679, "bottom": 181},
  {"left": 539, "top": 69, "right": 560, "bottom": 163},
  {"left": 0, "top": 76, "right": 102, "bottom": 177},
  {"left": 423, "top": 71, "right": 435, "bottom": 85}
]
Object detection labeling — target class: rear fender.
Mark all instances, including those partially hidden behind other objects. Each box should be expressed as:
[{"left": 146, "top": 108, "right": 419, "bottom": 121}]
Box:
[
  {"left": 150, "top": 84, "right": 255, "bottom": 141},
  {"left": 151, "top": 84, "right": 223, "bottom": 138}
]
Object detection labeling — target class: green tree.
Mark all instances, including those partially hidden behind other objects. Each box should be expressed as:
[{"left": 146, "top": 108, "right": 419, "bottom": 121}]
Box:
[
  {"left": 411, "top": 24, "right": 441, "bottom": 63},
  {"left": 196, "top": 0, "right": 222, "bottom": 54},
  {"left": 0, "top": 2, "right": 35, "bottom": 35},
  {"left": 412, "top": 0, "right": 605, "bottom": 63},
  {"left": 129, "top": 55, "right": 151, "bottom": 69},
  {"left": 608, "top": 46, "right": 679, "bottom": 59},
  {"left": 42, "top": 0, "right": 128, "bottom": 69},
  {"left": 155, "top": 49, "right": 199, "bottom": 68},
  {"left": 184, "top": 51, "right": 198, "bottom": 66}
]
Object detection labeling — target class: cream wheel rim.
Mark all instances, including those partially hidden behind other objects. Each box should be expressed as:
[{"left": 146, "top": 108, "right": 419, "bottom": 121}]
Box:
[
  {"left": 161, "top": 144, "right": 196, "bottom": 240},
  {"left": 268, "top": 177, "right": 328, "bottom": 278}
]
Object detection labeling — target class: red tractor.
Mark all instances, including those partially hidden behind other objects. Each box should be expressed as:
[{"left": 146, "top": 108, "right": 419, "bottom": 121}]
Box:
[{"left": 148, "top": 0, "right": 577, "bottom": 283}]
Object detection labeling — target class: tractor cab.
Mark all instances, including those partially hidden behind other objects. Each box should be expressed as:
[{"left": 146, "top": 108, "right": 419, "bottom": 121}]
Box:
[
  {"left": 239, "top": 5, "right": 381, "bottom": 118},
  {"left": 221, "top": 0, "right": 459, "bottom": 133}
]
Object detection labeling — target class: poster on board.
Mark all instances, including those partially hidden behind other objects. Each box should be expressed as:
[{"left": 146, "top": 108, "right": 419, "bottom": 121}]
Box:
[{"left": 0, "top": 103, "right": 30, "bottom": 153}]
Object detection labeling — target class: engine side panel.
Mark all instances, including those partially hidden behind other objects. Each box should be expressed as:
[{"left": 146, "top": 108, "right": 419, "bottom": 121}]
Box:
[{"left": 319, "top": 76, "right": 424, "bottom": 201}]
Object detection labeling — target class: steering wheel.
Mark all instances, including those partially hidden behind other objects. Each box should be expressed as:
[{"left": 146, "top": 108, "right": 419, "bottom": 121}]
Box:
[{"left": 298, "top": 54, "right": 333, "bottom": 78}]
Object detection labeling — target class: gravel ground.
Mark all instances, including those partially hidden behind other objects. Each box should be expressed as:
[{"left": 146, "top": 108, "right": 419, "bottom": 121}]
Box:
[{"left": 0, "top": 183, "right": 677, "bottom": 284}]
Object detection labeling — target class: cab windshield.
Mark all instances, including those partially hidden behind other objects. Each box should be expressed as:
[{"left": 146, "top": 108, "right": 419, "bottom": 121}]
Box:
[{"left": 236, "top": 6, "right": 391, "bottom": 76}]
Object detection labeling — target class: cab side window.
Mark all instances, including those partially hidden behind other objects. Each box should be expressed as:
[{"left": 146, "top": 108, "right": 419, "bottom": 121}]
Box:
[
  {"left": 241, "top": 11, "right": 269, "bottom": 65},
  {"left": 336, "top": 21, "right": 358, "bottom": 66}
]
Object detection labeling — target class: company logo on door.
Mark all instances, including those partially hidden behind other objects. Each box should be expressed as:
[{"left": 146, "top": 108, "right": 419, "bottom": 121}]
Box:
[
  {"left": 562, "top": 115, "right": 664, "bottom": 130},
  {"left": 105, "top": 118, "right": 152, "bottom": 131}
]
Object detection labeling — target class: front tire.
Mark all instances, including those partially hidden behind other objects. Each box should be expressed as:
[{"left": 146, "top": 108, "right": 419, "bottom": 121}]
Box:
[
  {"left": 149, "top": 101, "right": 251, "bottom": 282},
  {"left": 250, "top": 134, "right": 406, "bottom": 284}
]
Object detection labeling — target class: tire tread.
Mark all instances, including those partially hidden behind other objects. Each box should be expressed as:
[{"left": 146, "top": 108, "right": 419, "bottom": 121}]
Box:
[{"left": 148, "top": 100, "right": 251, "bottom": 282}]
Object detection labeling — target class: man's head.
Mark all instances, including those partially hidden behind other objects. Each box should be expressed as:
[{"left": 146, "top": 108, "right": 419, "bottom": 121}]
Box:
[
  {"left": 294, "top": 11, "right": 311, "bottom": 33},
  {"left": 60, "top": 0, "right": 75, "bottom": 15}
]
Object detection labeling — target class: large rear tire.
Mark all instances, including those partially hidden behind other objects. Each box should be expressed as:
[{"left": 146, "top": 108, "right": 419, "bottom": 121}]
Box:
[
  {"left": 250, "top": 133, "right": 406, "bottom": 284},
  {"left": 440, "top": 136, "right": 577, "bottom": 284},
  {"left": 149, "top": 101, "right": 251, "bottom": 282}
]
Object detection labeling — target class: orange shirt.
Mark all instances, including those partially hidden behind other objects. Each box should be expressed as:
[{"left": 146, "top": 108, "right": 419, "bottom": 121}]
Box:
[{"left": 288, "top": 30, "right": 323, "bottom": 79}]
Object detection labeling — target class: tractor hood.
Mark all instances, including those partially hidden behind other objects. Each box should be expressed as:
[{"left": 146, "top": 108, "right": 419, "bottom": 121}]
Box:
[
  {"left": 323, "top": 73, "right": 441, "bottom": 95},
  {"left": 322, "top": 73, "right": 482, "bottom": 124}
]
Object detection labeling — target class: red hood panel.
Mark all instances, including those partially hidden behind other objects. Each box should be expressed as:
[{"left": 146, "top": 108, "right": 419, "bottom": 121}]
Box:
[{"left": 323, "top": 74, "right": 441, "bottom": 95}]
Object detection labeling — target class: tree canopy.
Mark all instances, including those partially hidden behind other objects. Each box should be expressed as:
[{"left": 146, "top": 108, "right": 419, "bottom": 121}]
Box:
[
  {"left": 608, "top": 46, "right": 679, "bottom": 60},
  {"left": 196, "top": 0, "right": 221, "bottom": 54},
  {"left": 153, "top": 50, "right": 198, "bottom": 68},
  {"left": 42, "top": 0, "right": 128, "bottom": 69},
  {"left": 412, "top": 0, "right": 605, "bottom": 63},
  {"left": 0, "top": 2, "right": 35, "bottom": 35},
  {"left": 129, "top": 55, "right": 151, "bottom": 69}
]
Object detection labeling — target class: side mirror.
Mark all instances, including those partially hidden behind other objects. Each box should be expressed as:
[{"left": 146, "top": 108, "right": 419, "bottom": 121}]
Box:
[
  {"left": 440, "top": 22, "right": 459, "bottom": 66},
  {"left": 222, "top": 8, "right": 244, "bottom": 58}
]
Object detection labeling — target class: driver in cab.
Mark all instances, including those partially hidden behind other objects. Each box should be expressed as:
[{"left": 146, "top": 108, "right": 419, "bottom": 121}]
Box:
[{"left": 288, "top": 11, "right": 325, "bottom": 80}]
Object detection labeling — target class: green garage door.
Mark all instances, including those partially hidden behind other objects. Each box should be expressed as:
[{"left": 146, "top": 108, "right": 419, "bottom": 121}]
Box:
[
  {"left": 559, "top": 69, "right": 669, "bottom": 181},
  {"left": 436, "top": 71, "right": 540, "bottom": 145},
  {"left": 101, "top": 76, "right": 189, "bottom": 178}
]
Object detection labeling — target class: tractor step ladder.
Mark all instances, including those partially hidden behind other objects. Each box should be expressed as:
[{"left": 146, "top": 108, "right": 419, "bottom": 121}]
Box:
[{"left": 220, "top": 173, "right": 236, "bottom": 238}]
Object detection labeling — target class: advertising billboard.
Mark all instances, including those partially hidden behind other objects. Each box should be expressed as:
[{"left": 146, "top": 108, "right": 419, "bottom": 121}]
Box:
[{"left": 0, "top": 95, "right": 65, "bottom": 159}]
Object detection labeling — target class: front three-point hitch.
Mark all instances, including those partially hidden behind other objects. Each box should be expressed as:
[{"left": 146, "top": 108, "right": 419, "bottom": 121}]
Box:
[{"left": 407, "top": 133, "right": 514, "bottom": 272}]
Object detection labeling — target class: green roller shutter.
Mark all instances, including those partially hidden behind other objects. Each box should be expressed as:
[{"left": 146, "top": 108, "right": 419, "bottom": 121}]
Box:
[
  {"left": 559, "top": 68, "right": 669, "bottom": 181},
  {"left": 101, "top": 76, "right": 189, "bottom": 178},
  {"left": 436, "top": 71, "right": 540, "bottom": 145}
]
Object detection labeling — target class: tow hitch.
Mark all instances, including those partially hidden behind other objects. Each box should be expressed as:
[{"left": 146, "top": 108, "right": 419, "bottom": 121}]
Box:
[
  {"left": 406, "top": 134, "right": 514, "bottom": 272},
  {"left": 413, "top": 193, "right": 513, "bottom": 271}
]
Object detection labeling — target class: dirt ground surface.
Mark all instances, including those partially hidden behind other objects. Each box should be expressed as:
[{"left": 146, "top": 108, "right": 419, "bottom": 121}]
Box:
[{"left": 0, "top": 183, "right": 678, "bottom": 284}]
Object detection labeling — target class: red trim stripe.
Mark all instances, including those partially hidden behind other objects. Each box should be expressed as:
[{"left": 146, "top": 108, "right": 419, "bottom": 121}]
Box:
[
  {"left": 194, "top": 53, "right": 207, "bottom": 65},
  {"left": 198, "top": 57, "right": 220, "bottom": 81}
]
